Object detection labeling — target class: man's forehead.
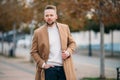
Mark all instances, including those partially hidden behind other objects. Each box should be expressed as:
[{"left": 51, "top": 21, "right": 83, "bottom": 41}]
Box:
[{"left": 44, "top": 9, "right": 56, "bottom": 14}]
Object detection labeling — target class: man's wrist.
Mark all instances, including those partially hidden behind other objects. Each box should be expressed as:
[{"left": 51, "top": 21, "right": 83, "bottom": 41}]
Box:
[
  {"left": 65, "top": 51, "right": 70, "bottom": 57},
  {"left": 42, "top": 63, "right": 46, "bottom": 68}
]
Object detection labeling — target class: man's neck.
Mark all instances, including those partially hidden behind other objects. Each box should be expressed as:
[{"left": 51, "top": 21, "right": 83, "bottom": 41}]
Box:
[{"left": 47, "top": 22, "right": 56, "bottom": 27}]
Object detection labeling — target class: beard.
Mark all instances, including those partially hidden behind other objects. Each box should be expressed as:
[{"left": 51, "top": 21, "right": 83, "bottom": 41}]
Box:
[{"left": 46, "top": 21, "right": 55, "bottom": 26}]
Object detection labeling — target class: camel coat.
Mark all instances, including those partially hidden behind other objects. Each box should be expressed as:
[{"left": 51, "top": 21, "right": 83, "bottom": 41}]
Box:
[{"left": 30, "top": 22, "right": 76, "bottom": 80}]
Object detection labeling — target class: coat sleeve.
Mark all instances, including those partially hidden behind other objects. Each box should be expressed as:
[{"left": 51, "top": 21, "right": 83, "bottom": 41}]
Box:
[
  {"left": 66, "top": 25, "right": 76, "bottom": 54},
  {"left": 30, "top": 30, "right": 44, "bottom": 68}
]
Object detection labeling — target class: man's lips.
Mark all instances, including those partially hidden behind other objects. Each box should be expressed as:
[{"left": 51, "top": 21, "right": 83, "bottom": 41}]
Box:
[{"left": 48, "top": 19, "right": 52, "bottom": 21}]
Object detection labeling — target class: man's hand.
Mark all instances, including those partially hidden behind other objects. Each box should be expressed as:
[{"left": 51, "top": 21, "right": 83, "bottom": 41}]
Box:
[
  {"left": 62, "top": 50, "right": 70, "bottom": 60},
  {"left": 44, "top": 64, "right": 54, "bottom": 69}
]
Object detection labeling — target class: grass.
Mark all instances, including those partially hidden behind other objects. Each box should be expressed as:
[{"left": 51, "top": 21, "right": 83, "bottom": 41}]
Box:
[{"left": 81, "top": 77, "right": 116, "bottom": 80}]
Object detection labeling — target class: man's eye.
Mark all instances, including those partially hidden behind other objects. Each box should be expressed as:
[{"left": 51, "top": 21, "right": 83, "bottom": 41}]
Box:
[
  {"left": 45, "top": 15, "right": 49, "bottom": 17},
  {"left": 50, "top": 15, "right": 53, "bottom": 16}
]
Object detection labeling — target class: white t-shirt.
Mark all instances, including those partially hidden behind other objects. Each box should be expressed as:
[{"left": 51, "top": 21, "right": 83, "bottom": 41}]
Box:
[{"left": 47, "top": 24, "right": 62, "bottom": 66}]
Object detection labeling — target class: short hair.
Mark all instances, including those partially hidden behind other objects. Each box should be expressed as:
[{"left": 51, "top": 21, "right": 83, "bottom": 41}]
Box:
[{"left": 44, "top": 5, "right": 57, "bottom": 12}]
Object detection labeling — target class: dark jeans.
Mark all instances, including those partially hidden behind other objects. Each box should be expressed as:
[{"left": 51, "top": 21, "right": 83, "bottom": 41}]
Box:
[{"left": 45, "top": 66, "right": 66, "bottom": 80}]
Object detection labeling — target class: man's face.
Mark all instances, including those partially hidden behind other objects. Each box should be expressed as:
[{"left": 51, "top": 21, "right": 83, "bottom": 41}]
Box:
[{"left": 44, "top": 9, "right": 57, "bottom": 25}]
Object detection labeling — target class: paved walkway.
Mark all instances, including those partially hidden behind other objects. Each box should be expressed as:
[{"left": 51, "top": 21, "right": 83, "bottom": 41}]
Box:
[
  {"left": 74, "top": 49, "right": 120, "bottom": 79},
  {"left": 0, "top": 56, "right": 35, "bottom": 80},
  {"left": 0, "top": 50, "right": 120, "bottom": 80}
]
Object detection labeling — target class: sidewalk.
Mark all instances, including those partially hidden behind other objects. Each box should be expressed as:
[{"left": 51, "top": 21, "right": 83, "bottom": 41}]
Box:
[
  {"left": 0, "top": 56, "right": 35, "bottom": 80},
  {"left": 0, "top": 49, "right": 120, "bottom": 80},
  {"left": 73, "top": 54, "right": 119, "bottom": 80},
  {"left": 74, "top": 49, "right": 120, "bottom": 79}
]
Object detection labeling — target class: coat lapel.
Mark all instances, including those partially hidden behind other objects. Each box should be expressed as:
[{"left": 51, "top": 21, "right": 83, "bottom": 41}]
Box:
[
  {"left": 56, "top": 22, "right": 64, "bottom": 51},
  {"left": 42, "top": 24, "right": 50, "bottom": 56}
]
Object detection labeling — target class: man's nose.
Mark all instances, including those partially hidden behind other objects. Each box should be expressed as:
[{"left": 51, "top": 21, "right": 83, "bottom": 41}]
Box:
[{"left": 48, "top": 16, "right": 51, "bottom": 18}]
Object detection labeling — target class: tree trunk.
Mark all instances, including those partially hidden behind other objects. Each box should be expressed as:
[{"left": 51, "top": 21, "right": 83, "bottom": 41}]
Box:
[
  {"left": 100, "top": 22, "right": 105, "bottom": 79},
  {"left": 111, "top": 30, "right": 114, "bottom": 56},
  {"left": 99, "top": 1, "right": 105, "bottom": 79},
  {"left": 12, "top": 23, "right": 16, "bottom": 57},
  {"left": 1, "top": 32, "right": 4, "bottom": 55}
]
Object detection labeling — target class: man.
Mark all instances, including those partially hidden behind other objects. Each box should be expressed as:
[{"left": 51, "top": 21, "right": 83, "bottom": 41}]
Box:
[{"left": 31, "top": 5, "right": 76, "bottom": 80}]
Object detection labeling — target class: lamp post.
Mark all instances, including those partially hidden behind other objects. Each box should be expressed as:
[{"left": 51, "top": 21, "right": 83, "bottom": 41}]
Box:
[
  {"left": 88, "top": 26, "right": 92, "bottom": 56},
  {"left": 86, "top": 13, "right": 93, "bottom": 56}
]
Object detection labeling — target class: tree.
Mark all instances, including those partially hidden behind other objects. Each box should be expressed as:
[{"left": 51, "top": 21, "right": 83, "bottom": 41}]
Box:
[{"left": 0, "top": 0, "right": 33, "bottom": 32}]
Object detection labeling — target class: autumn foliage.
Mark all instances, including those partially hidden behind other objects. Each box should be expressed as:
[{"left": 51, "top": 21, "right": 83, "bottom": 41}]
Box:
[{"left": 0, "top": 0, "right": 120, "bottom": 32}]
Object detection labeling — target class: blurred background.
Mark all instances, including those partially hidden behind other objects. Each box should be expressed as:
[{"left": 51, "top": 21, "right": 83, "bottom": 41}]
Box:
[{"left": 0, "top": 0, "right": 120, "bottom": 80}]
